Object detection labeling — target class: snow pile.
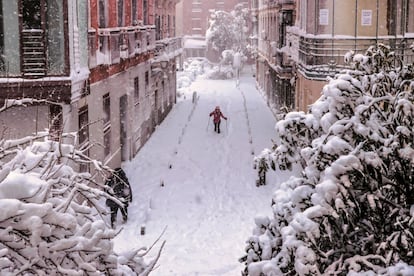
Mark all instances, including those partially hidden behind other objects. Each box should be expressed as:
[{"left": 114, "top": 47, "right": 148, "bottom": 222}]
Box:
[
  {"left": 0, "top": 132, "right": 161, "bottom": 275},
  {"left": 177, "top": 58, "right": 212, "bottom": 98},
  {"left": 243, "top": 44, "right": 414, "bottom": 275}
]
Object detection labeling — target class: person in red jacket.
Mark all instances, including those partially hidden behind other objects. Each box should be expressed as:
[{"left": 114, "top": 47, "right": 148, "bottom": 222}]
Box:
[{"left": 209, "top": 106, "right": 227, "bottom": 133}]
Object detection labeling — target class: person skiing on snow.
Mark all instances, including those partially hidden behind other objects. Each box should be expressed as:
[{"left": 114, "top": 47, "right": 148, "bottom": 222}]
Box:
[{"left": 209, "top": 106, "right": 227, "bottom": 133}]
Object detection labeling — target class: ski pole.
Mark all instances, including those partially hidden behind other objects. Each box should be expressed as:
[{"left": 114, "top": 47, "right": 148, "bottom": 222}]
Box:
[{"left": 206, "top": 117, "right": 211, "bottom": 131}]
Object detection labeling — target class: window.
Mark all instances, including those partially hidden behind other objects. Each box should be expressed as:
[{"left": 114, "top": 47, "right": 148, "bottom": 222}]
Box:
[
  {"left": 103, "top": 93, "right": 110, "bottom": 125},
  {"left": 134, "top": 76, "right": 140, "bottom": 122},
  {"left": 47, "top": 0, "right": 65, "bottom": 74},
  {"left": 118, "top": 0, "right": 124, "bottom": 27},
  {"left": 22, "top": 0, "right": 41, "bottom": 29},
  {"left": 143, "top": 0, "right": 148, "bottom": 25},
  {"left": 279, "top": 11, "right": 293, "bottom": 48},
  {"left": 104, "top": 128, "right": 111, "bottom": 157},
  {"left": 78, "top": 106, "right": 89, "bottom": 146},
  {"left": 102, "top": 93, "right": 111, "bottom": 157},
  {"left": 145, "top": 71, "right": 149, "bottom": 90},
  {"left": 134, "top": 77, "right": 140, "bottom": 105},
  {"left": 132, "top": 0, "right": 138, "bottom": 24},
  {"left": 99, "top": 0, "right": 106, "bottom": 28},
  {"left": 155, "top": 15, "right": 161, "bottom": 40},
  {"left": 78, "top": 105, "right": 90, "bottom": 171},
  {"left": 49, "top": 105, "right": 63, "bottom": 141},
  {"left": 406, "top": 1, "right": 414, "bottom": 33}
]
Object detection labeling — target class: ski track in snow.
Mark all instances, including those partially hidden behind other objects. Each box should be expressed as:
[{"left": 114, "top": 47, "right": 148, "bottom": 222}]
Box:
[{"left": 113, "top": 71, "right": 292, "bottom": 275}]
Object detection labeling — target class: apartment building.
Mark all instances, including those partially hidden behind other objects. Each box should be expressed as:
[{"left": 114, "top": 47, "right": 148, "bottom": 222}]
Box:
[
  {"left": 0, "top": 1, "right": 89, "bottom": 141},
  {"left": 88, "top": 0, "right": 181, "bottom": 169},
  {"left": 0, "top": 0, "right": 181, "bottom": 170},
  {"left": 176, "top": 0, "right": 249, "bottom": 60},
  {"left": 253, "top": 0, "right": 414, "bottom": 113},
  {"left": 251, "top": 0, "right": 295, "bottom": 114}
]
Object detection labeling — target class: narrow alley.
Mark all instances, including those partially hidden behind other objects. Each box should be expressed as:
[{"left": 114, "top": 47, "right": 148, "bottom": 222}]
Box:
[{"left": 113, "top": 70, "right": 292, "bottom": 275}]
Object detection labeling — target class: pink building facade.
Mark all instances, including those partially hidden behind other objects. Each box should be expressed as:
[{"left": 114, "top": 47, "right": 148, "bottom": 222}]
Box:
[{"left": 0, "top": 0, "right": 182, "bottom": 170}]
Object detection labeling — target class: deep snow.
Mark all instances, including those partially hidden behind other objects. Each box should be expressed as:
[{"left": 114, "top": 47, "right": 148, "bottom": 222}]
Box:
[{"left": 113, "top": 68, "right": 292, "bottom": 275}]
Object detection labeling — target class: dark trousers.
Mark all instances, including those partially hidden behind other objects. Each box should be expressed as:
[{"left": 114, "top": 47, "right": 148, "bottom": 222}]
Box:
[
  {"left": 110, "top": 203, "right": 128, "bottom": 227},
  {"left": 214, "top": 121, "right": 221, "bottom": 133}
]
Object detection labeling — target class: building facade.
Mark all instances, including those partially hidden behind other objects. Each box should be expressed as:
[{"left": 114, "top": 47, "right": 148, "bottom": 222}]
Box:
[
  {"left": 253, "top": 0, "right": 414, "bottom": 114},
  {"left": 0, "top": 0, "right": 89, "bottom": 140},
  {"left": 0, "top": 0, "right": 181, "bottom": 170},
  {"left": 88, "top": 0, "right": 181, "bottom": 169},
  {"left": 251, "top": 0, "right": 295, "bottom": 114},
  {"left": 176, "top": 0, "right": 249, "bottom": 60}
]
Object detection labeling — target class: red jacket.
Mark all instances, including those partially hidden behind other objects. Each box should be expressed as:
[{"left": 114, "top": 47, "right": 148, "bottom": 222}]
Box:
[{"left": 210, "top": 109, "right": 227, "bottom": 123}]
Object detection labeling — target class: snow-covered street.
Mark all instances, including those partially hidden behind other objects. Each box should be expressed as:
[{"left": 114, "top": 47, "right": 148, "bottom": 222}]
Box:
[{"left": 113, "top": 70, "right": 292, "bottom": 275}]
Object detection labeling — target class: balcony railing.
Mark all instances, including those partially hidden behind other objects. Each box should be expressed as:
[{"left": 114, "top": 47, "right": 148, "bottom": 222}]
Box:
[
  {"left": 88, "top": 26, "right": 156, "bottom": 68},
  {"left": 292, "top": 36, "right": 414, "bottom": 79},
  {"left": 154, "top": 37, "right": 182, "bottom": 58}
]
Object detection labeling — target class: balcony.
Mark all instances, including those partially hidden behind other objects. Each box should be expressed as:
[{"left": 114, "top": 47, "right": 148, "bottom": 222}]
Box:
[
  {"left": 154, "top": 37, "right": 182, "bottom": 59},
  {"left": 88, "top": 26, "right": 156, "bottom": 68},
  {"left": 297, "top": 36, "right": 414, "bottom": 79}
]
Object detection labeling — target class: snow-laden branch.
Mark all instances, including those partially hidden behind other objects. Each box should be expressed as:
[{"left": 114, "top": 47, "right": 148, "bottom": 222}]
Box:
[
  {"left": 244, "top": 44, "right": 414, "bottom": 275},
  {"left": 0, "top": 132, "right": 161, "bottom": 274}
]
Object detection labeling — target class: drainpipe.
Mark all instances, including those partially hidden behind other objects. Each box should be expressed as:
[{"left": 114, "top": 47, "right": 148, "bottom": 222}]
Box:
[
  {"left": 355, "top": 0, "right": 358, "bottom": 50},
  {"left": 375, "top": 0, "right": 379, "bottom": 45},
  {"left": 331, "top": 0, "right": 335, "bottom": 66}
]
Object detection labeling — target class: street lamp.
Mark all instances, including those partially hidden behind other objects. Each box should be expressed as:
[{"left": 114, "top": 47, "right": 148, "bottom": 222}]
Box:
[{"left": 160, "top": 60, "right": 168, "bottom": 69}]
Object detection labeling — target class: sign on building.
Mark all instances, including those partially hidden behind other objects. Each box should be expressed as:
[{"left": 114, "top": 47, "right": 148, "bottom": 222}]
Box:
[
  {"left": 319, "top": 9, "right": 329, "bottom": 25},
  {"left": 361, "top": 10, "right": 372, "bottom": 26}
]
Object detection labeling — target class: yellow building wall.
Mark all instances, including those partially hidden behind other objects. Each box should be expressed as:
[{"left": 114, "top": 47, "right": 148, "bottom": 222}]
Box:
[
  {"left": 313, "top": 0, "right": 389, "bottom": 36},
  {"left": 334, "top": 0, "right": 357, "bottom": 35},
  {"left": 356, "top": 0, "right": 388, "bottom": 37},
  {"left": 296, "top": 74, "right": 327, "bottom": 112}
]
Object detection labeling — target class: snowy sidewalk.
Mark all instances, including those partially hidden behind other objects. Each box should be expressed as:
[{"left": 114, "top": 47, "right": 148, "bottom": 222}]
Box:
[{"left": 113, "top": 71, "right": 292, "bottom": 275}]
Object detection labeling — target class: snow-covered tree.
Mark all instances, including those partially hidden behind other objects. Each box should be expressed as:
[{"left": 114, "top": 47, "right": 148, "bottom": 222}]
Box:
[
  {"left": 206, "top": 4, "right": 251, "bottom": 59},
  {"left": 0, "top": 109, "right": 164, "bottom": 275},
  {"left": 241, "top": 44, "right": 414, "bottom": 275}
]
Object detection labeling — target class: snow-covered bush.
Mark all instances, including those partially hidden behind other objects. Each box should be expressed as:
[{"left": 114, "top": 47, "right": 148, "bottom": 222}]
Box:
[
  {"left": 242, "top": 44, "right": 414, "bottom": 275},
  {"left": 205, "top": 65, "right": 234, "bottom": 80},
  {"left": 0, "top": 124, "right": 163, "bottom": 275}
]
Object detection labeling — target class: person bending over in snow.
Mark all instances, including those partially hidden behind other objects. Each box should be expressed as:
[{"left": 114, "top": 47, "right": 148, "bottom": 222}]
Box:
[
  {"left": 105, "top": 168, "right": 132, "bottom": 228},
  {"left": 209, "top": 106, "right": 227, "bottom": 134}
]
